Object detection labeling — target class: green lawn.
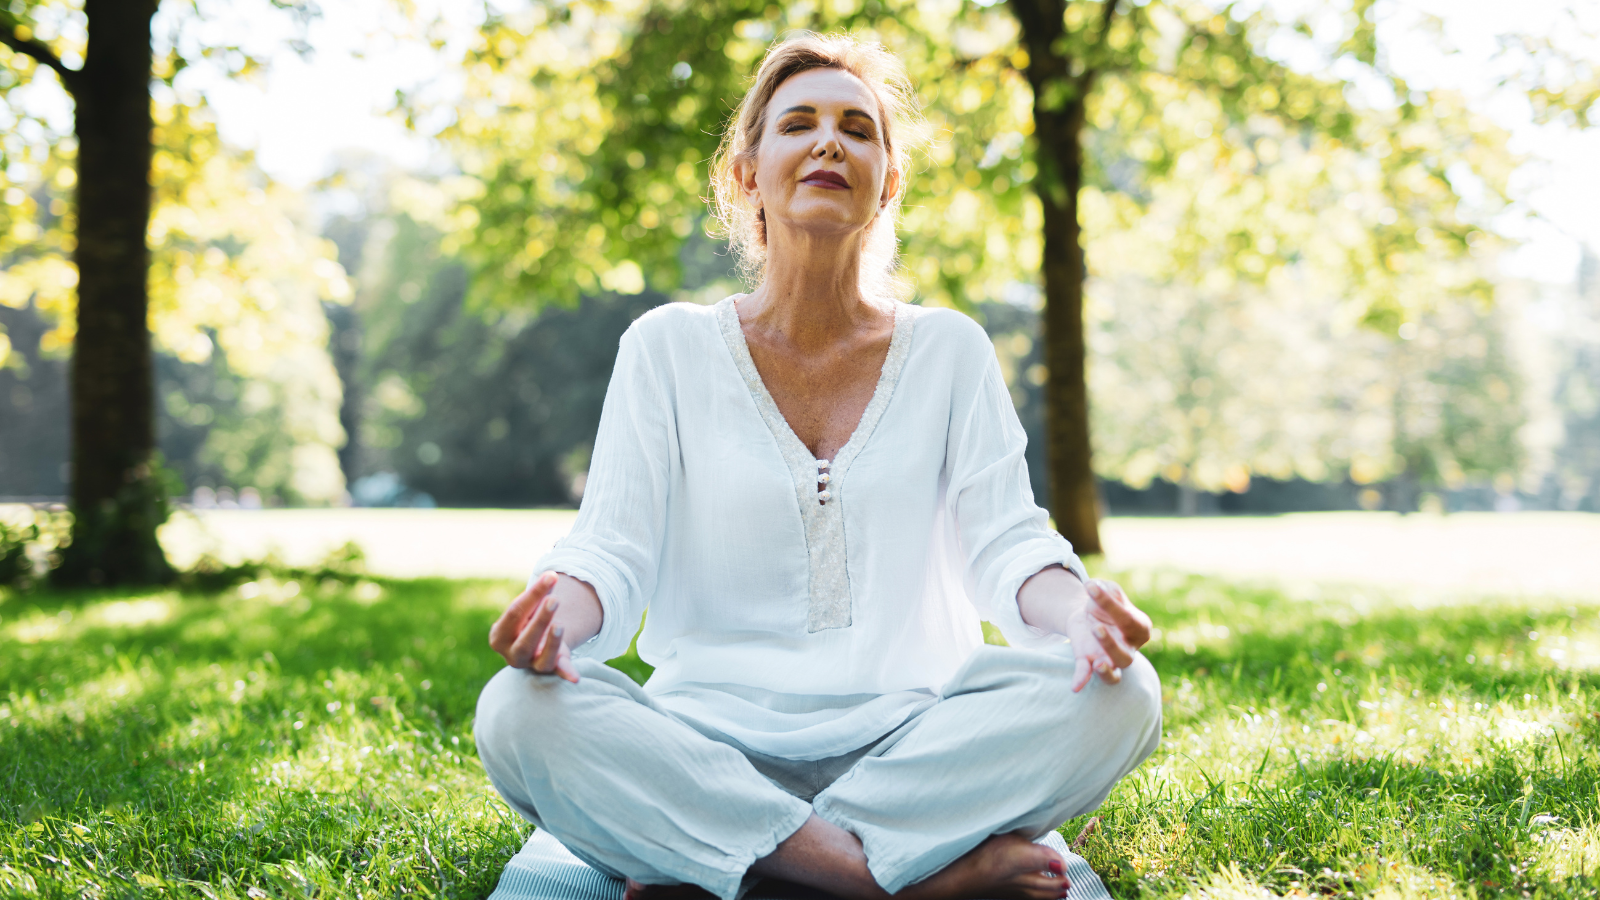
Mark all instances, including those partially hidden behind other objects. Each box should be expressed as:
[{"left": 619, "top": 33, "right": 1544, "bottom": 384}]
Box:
[{"left": 2, "top": 568, "right": 1597, "bottom": 899}]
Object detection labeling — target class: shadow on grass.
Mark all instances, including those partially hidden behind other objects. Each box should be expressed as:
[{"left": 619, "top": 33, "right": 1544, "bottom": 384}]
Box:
[
  {"left": 4, "top": 572, "right": 1597, "bottom": 898},
  {"left": 1, "top": 577, "right": 528, "bottom": 897},
  {"left": 1132, "top": 574, "right": 1600, "bottom": 719},
  {"left": 1080, "top": 742, "right": 1600, "bottom": 899}
]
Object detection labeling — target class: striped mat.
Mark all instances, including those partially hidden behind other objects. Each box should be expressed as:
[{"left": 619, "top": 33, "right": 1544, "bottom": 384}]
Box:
[{"left": 488, "top": 829, "right": 1112, "bottom": 900}]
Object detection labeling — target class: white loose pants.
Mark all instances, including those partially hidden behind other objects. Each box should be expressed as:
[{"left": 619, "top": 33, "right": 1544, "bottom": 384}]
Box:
[{"left": 475, "top": 645, "right": 1161, "bottom": 900}]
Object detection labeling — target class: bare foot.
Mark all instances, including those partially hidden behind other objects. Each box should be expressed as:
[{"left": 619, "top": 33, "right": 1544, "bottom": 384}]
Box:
[
  {"left": 624, "top": 880, "right": 718, "bottom": 900},
  {"left": 898, "top": 833, "right": 1070, "bottom": 900}
]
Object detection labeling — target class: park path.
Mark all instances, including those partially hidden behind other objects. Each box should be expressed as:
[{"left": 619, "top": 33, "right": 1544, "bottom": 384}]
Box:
[
  {"left": 1098, "top": 512, "right": 1598, "bottom": 599},
  {"left": 153, "top": 508, "right": 1600, "bottom": 600}
]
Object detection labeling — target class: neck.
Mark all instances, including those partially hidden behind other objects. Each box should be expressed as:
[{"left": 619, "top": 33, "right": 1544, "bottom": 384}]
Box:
[{"left": 742, "top": 222, "right": 886, "bottom": 349}]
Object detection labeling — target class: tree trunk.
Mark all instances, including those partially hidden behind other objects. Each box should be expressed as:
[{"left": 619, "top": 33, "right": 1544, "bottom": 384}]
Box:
[
  {"left": 55, "top": 0, "right": 171, "bottom": 585},
  {"left": 326, "top": 300, "right": 364, "bottom": 492},
  {"left": 1010, "top": 0, "right": 1103, "bottom": 554},
  {"left": 1178, "top": 479, "right": 1199, "bottom": 517}
]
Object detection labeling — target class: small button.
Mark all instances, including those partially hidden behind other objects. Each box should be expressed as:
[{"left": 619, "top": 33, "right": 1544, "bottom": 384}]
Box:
[
  {"left": 818, "top": 490, "right": 832, "bottom": 503},
  {"left": 817, "top": 459, "right": 830, "bottom": 470},
  {"left": 817, "top": 473, "right": 830, "bottom": 485}
]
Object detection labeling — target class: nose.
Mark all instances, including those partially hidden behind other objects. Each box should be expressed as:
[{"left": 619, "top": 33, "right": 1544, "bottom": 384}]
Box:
[{"left": 812, "top": 131, "right": 843, "bottom": 161}]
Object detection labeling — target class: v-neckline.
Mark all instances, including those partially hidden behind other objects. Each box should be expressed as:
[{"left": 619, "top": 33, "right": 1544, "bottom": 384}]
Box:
[
  {"left": 719, "top": 295, "right": 912, "bottom": 470},
  {"left": 715, "top": 295, "right": 915, "bottom": 631}
]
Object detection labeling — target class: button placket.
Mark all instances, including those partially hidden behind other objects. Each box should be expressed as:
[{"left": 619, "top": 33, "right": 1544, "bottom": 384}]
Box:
[{"left": 717, "top": 297, "right": 914, "bottom": 632}]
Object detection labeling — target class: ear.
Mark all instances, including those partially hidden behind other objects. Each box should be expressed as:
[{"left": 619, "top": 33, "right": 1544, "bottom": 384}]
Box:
[
  {"left": 879, "top": 165, "right": 901, "bottom": 210},
  {"left": 733, "top": 155, "right": 762, "bottom": 211}
]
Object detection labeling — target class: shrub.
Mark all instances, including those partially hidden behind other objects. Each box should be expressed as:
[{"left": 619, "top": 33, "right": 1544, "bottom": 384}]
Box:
[{"left": 0, "top": 519, "right": 37, "bottom": 588}]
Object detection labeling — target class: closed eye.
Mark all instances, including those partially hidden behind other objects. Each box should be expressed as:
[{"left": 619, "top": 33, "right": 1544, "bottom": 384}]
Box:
[{"left": 777, "top": 118, "right": 874, "bottom": 141}]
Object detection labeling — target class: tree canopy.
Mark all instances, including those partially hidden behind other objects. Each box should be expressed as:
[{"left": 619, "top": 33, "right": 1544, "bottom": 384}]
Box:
[
  {"left": 0, "top": 0, "right": 1595, "bottom": 541},
  {"left": 432, "top": 0, "right": 1555, "bottom": 523}
]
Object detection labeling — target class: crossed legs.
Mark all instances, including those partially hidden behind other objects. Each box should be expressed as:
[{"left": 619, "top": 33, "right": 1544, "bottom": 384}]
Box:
[{"left": 474, "top": 646, "right": 1161, "bottom": 900}]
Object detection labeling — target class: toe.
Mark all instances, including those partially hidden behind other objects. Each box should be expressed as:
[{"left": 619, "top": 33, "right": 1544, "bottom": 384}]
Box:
[
  {"left": 1026, "top": 844, "right": 1066, "bottom": 872},
  {"left": 1022, "top": 875, "right": 1071, "bottom": 900}
]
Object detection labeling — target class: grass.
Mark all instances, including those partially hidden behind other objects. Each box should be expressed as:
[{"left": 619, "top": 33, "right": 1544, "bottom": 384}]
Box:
[
  {"left": 1078, "top": 572, "right": 1600, "bottom": 900},
  {"left": 1, "top": 568, "right": 1597, "bottom": 899},
  {"left": 0, "top": 574, "right": 523, "bottom": 898}
]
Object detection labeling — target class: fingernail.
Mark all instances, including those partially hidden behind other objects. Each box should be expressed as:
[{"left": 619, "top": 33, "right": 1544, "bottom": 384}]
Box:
[
  {"left": 554, "top": 626, "right": 564, "bottom": 639},
  {"left": 1092, "top": 625, "right": 1107, "bottom": 640},
  {"left": 548, "top": 599, "right": 560, "bottom": 611},
  {"left": 1096, "top": 660, "right": 1110, "bottom": 674}
]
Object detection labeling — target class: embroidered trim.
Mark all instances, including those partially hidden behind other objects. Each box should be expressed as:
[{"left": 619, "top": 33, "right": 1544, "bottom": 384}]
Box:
[{"left": 716, "top": 296, "right": 915, "bottom": 632}]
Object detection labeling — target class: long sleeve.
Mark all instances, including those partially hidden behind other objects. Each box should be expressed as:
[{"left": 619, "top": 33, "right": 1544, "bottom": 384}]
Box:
[
  {"left": 533, "top": 322, "right": 675, "bottom": 661},
  {"left": 512, "top": 298, "right": 1094, "bottom": 761},
  {"left": 946, "top": 336, "right": 1087, "bottom": 650}
]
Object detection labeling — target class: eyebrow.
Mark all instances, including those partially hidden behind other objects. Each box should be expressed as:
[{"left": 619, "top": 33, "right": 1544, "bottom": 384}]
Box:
[{"left": 778, "top": 105, "right": 878, "bottom": 125}]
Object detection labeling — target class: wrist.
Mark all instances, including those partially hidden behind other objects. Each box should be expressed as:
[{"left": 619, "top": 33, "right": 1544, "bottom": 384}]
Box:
[{"left": 1018, "top": 565, "right": 1091, "bottom": 636}]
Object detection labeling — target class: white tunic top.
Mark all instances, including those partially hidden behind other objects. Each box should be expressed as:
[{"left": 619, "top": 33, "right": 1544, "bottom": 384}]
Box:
[{"left": 535, "top": 296, "right": 1086, "bottom": 761}]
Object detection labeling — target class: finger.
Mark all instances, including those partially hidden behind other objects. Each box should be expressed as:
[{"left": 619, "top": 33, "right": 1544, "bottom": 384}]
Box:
[
  {"left": 490, "top": 573, "right": 556, "bottom": 649},
  {"left": 554, "top": 643, "right": 581, "bottom": 684},
  {"left": 1086, "top": 579, "right": 1125, "bottom": 613},
  {"left": 1071, "top": 654, "right": 1092, "bottom": 693},
  {"left": 508, "top": 597, "right": 559, "bottom": 668},
  {"left": 1069, "top": 617, "right": 1117, "bottom": 690},
  {"left": 1092, "top": 622, "right": 1135, "bottom": 669},
  {"left": 1089, "top": 580, "right": 1152, "bottom": 645},
  {"left": 526, "top": 599, "right": 562, "bottom": 669},
  {"left": 533, "top": 624, "right": 565, "bottom": 673},
  {"left": 1079, "top": 628, "right": 1120, "bottom": 686},
  {"left": 1091, "top": 650, "right": 1121, "bottom": 685},
  {"left": 488, "top": 587, "right": 537, "bottom": 650},
  {"left": 1103, "top": 613, "right": 1142, "bottom": 656}
]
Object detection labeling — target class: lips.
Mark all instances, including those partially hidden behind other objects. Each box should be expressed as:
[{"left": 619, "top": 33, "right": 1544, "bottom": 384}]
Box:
[{"left": 801, "top": 170, "right": 850, "bottom": 189}]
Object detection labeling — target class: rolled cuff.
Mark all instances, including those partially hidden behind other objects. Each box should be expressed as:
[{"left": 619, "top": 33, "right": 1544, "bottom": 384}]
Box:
[{"left": 987, "top": 536, "right": 1086, "bottom": 651}]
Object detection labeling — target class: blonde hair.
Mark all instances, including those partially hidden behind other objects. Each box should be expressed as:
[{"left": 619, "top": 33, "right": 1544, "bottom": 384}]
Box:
[{"left": 709, "top": 33, "right": 925, "bottom": 301}]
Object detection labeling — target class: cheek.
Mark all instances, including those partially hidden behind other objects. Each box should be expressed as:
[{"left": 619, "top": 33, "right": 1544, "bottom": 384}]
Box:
[
  {"left": 754, "top": 144, "right": 800, "bottom": 197},
  {"left": 756, "top": 170, "right": 791, "bottom": 208},
  {"left": 862, "top": 162, "right": 890, "bottom": 203}
]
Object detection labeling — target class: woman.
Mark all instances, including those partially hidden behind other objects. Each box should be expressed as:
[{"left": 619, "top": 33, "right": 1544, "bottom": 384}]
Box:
[{"left": 475, "top": 34, "right": 1161, "bottom": 900}]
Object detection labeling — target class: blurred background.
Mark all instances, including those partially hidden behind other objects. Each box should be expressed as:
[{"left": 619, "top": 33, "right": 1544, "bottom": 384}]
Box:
[{"left": 1, "top": 0, "right": 1597, "bottom": 592}]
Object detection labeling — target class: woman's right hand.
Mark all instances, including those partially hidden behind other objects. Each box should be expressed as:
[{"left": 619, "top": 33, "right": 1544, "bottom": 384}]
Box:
[{"left": 489, "top": 572, "right": 581, "bottom": 682}]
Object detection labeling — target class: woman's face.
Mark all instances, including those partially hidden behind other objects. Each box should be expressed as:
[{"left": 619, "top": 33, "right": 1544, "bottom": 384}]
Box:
[{"left": 738, "top": 67, "right": 899, "bottom": 243}]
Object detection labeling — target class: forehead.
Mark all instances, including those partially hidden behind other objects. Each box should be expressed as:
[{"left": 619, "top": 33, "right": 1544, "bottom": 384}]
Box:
[{"left": 769, "top": 67, "right": 879, "bottom": 114}]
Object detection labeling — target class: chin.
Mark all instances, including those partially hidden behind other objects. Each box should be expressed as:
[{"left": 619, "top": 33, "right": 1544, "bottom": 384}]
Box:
[{"left": 778, "top": 204, "right": 875, "bottom": 237}]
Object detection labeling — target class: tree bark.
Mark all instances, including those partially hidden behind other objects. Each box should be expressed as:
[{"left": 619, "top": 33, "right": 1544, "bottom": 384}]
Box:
[
  {"left": 55, "top": 0, "right": 171, "bottom": 585},
  {"left": 1010, "top": 0, "right": 1105, "bottom": 555},
  {"left": 326, "top": 300, "right": 364, "bottom": 490}
]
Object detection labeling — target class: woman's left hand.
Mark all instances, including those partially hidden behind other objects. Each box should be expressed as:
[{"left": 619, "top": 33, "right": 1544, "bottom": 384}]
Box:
[
  {"left": 1018, "top": 568, "right": 1156, "bottom": 691},
  {"left": 1061, "top": 578, "right": 1152, "bottom": 693}
]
